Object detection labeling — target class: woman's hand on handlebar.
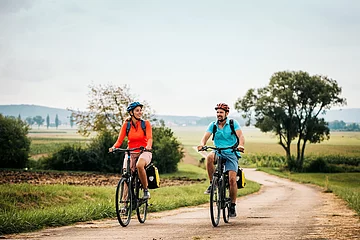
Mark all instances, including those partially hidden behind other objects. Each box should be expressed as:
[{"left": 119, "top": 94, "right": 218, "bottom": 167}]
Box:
[{"left": 108, "top": 147, "right": 115, "bottom": 153}]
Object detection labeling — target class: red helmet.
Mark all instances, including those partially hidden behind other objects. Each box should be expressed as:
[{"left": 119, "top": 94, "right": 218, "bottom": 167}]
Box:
[{"left": 215, "top": 103, "right": 230, "bottom": 112}]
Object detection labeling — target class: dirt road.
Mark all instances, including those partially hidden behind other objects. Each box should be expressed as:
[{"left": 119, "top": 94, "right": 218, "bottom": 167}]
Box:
[{"left": 6, "top": 169, "right": 359, "bottom": 240}]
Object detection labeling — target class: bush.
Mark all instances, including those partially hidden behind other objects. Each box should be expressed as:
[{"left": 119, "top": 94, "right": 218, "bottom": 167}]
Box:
[
  {"left": 41, "top": 125, "right": 184, "bottom": 174},
  {"left": 152, "top": 125, "right": 184, "bottom": 173},
  {"left": 40, "top": 132, "right": 121, "bottom": 172},
  {"left": 0, "top": 115, "right": 31, "bottom": 168}
]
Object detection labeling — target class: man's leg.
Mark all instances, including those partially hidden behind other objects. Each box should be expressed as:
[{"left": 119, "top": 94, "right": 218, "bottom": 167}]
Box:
[
  {"left": 204, "top": 152, "right": 215, "bottom": 194},
  {"left": 228, "top": 170, "right": 238, "bottom": 217},
  {"left": 228, "top": 170, "right": 237, "bottom": 203},
  {"left": 206, "top": 152, "right": 215, "bottom": 181}
]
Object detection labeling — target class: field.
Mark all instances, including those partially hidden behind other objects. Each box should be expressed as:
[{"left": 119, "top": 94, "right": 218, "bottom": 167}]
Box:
[
  {"left": 28, "top": 128, "right": 91, "bottom": 159},
  {"left": 171, "top": 125, "right": 360, "bottom": 156},
  {"left": 172, "top": 126, "right": 360, "bottom": 215},
  {"left": 1, "top": 125, "right": 359, "bottom": 235}
]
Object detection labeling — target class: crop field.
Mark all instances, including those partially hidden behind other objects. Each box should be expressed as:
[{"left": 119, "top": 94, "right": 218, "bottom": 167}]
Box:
[
  {"left": 171, "top": 126, "right": 360, "bottom": 158},
  {"left": 28, "top": 128, "right": 92, "bottom": 158}
]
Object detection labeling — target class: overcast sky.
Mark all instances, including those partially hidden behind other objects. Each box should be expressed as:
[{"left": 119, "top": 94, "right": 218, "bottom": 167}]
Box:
[{"left": 0, "top": 0, "right": 359, "bottom": 116}]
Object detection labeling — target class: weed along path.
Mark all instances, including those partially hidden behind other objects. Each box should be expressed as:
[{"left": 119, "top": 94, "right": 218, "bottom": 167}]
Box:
[{"left": 6, "top": 169, "right": 359, "bottom": 240}]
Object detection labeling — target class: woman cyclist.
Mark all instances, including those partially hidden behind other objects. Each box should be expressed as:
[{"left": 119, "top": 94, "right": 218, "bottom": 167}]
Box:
[{"left": 109, "top": 101, "right": 153, "bottom": 199}]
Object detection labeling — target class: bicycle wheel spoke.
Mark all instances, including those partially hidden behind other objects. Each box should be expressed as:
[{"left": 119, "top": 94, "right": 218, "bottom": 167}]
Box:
[
  {"left": 115, "top": 178, "right": 132, "bottom": 227},
  {"left": 223, "top": 182, "right": 230, "bottom": 223},
  {"left": 136, "top": 178, "right": 148, "bottom": 223},
  {"left": 210, "top": 178, "right": 221, "bottom": 227}
]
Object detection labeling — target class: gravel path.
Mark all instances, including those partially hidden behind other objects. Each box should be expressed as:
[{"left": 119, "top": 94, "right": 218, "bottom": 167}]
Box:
[{"left": 6, "top": 169, "right": 359, "bottom": 240}]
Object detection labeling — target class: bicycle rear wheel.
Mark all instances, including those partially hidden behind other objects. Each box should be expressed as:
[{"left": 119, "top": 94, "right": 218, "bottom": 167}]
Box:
[
  {"left": 135, "top": 176, "right": 148, "bottom": 223},
  {"left": 115, "top": 178, "right": 132, "bottom": 227},
  {"left": 210, "top": 177, "right": 221, "bottom": 227}
]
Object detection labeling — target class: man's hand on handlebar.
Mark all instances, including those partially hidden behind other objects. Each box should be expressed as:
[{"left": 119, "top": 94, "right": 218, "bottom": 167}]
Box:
[
  {"left": 237, "top": 145, "right": 245, "bottom": 153},
  {"left": 197, "top": 145, "right": 205, "bottom": 151}
]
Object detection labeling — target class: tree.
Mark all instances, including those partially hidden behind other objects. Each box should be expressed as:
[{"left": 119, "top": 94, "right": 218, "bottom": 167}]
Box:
[
  {"left": 25, "top": 116, "right": 34, "bottom": 126},
  {"left": 55, "top": 114, "right": 59, "bottom": 129},
  {"left": 235, "top": 70, "right": 346, "bottom": 171},
  {"left": 33, "top": 116, "right": 44, "bottom": 129},
  {"left": 69, "top": 84, "right": 152, "bottom": 137},
  {"left": 328, "top": 120, "right": 346, "bottom": 130},
  {"left": 46, "top": 114, "right": 50, "bottom": 129},
  {"left": 0, "top": 114, "right": 31, "bottom": 168},
  {"left": 69, "top": 114, "right": 74, "bottom": 128},
  {"left": 152, "top": 121, "right": 184, "bottom": 173},
  {"left": 63, "top": 84, "right": 183, "bottom": 173}
]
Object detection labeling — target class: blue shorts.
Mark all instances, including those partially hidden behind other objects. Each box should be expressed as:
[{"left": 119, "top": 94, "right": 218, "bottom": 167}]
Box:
[{"left": 214, "top": 151, "right": 239, "bottom": 173}]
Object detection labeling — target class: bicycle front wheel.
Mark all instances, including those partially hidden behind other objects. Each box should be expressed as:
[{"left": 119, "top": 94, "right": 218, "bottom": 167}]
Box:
[
  {"left": 210, "top": 177, "right": 221, "bottom": 227},
  {"left": 135, "top": 176, "right": 148, "bottom": 223},
  {"left": 115, "top": 178, "right": 132, "bottom": 227},
  {"left": 223, "top": 181, "right": 230, "bottom": 223}
]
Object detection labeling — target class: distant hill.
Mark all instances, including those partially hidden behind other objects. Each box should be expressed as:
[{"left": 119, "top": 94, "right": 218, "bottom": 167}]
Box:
[
  {"left": 0, "top": 104, "right": 73, "bottom": 124},
  {"left": 0, "top": 104, "right": 359, "bottom": 126}
]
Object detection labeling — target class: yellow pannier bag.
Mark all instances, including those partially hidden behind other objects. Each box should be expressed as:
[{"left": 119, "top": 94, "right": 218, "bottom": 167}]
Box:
[
  {"left": 236, "top": 167, "right": 246, "bottom": 189},
  {"left": 146, "top": 163, "right": 160, "bottom": 189}
]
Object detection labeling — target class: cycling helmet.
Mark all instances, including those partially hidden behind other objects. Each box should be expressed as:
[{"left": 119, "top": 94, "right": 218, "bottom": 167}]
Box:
[
  {"left": 215, "top": 103, "right": 230, "bottom": 112},
  {"left": 127, "top": 102, "right": 143, "bottom": 112}
]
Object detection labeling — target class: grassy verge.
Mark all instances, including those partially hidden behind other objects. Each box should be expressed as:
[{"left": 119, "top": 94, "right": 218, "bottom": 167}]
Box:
[
  {"left": 259, "top": 168, "right": 360, "bottom": 215},
  {"left": 0, "top": 163, "right": 260, "bottom": 235}
]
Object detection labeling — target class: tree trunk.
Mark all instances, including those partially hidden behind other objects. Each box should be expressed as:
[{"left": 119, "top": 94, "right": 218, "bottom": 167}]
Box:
[{"left": 300, "top": 140, "right": 307, "bottom": 170}]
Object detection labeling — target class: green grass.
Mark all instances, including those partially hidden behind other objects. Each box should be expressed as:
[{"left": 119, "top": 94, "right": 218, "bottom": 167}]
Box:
[
  {"left": 0, "top": 163, "right": 260, "bottom": 235},
  {"left": 161, "top": 162, "right": 208, "bottom": 180},
  {"left": 259, "top": 168, "right": 360, "bottom": 215}
]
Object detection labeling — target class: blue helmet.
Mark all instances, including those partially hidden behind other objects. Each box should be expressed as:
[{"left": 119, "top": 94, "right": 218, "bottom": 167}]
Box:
[{"left": 127, "top": 102, "right": 143, "bottom": 112}]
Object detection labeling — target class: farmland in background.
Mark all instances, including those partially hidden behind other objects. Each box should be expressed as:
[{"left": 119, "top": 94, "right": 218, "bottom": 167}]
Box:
[
  {"left": 28, "top": 128, "right": 93, "bottom": 160},
  {"left": 171, "top": 126, "right": 360, "bottom": 169}
]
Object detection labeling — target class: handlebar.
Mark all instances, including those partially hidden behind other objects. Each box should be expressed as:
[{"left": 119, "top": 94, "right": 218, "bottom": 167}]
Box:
[
  {"left": 198, "top": 145, "right": 244, "bottom": 153},
  {"left": 109, "top": 146, "right": 150, "bottom": 154}
]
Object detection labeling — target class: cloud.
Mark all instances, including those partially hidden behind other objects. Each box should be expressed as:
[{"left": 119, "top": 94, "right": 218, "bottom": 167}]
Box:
[{"left": 0, "top": 0, "right": 33, "bottom": 14}]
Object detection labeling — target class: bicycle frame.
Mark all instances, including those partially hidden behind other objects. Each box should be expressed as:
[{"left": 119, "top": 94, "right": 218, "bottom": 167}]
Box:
[
  {"left": 199, "top": 145, "right": 234, "bottom": 227},
  {"left": 111, "top": 146, "right": 149, "bottom": 227}
]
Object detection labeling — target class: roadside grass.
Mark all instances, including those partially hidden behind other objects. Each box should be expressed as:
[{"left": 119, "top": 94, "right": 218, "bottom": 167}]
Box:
[
  {"left": 0, "top": 162, "right": 260, "bottom": 235},
  {"left": 258, "top": 168, "right": 360, "bottom": 215}
]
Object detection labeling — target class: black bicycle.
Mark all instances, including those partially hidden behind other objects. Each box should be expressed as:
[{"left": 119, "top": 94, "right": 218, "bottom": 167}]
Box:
[
  {"left": 199, "top": 146, "right": 237, "bottom": 227},
  {"left": 111, "top": 146, "right": 149, "bottom": 227}
]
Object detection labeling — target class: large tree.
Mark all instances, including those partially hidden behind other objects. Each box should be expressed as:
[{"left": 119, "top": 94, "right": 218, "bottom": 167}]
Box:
[
  {"left": 69, "top": 84, "right": 152, "bottom": 136},
  {"left": 235, "top": 70, "right": 346, "bottom": 171}
]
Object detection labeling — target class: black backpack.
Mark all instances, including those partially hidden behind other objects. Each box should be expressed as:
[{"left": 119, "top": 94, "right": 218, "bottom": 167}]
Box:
[
  {"left": 212, "top": 119, "right": 239, "bottom": 146},
  {"left": 126, "top": 120, "right": 146, "bottom": 136}
]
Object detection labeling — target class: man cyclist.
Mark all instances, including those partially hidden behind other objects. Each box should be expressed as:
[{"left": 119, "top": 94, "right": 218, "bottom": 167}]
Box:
[
  {"left": 109, "top": 101, "right": 153, "bottom": 199},
  {"left": 197, "top": 103, "right": 245, "bottom": 217}
]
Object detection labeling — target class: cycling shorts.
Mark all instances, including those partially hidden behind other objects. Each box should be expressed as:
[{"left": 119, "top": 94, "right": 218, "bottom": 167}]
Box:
[{"left": 123, "top": 151, "right": 152, "bottom": 172}]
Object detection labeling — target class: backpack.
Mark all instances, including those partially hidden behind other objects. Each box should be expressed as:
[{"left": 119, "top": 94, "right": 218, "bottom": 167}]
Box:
[
  {"left": 212, "top": 119, "right": 239, "bottom": 146},
  {"left": 126, "top": 120, "right": 146, "bottom": 137}
]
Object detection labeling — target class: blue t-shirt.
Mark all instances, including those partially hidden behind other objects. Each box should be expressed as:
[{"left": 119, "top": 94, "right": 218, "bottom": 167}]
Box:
[{"left": 206, "top": 118, "right": 241, "bottom": 154}]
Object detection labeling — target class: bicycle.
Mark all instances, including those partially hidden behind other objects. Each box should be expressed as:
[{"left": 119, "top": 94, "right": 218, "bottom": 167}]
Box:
[
  {"left": 199, "top": 145, "right": 239, "bottom": 227},
  {"left": 110, "top": 146, "right": 150, "bottom": 227}
]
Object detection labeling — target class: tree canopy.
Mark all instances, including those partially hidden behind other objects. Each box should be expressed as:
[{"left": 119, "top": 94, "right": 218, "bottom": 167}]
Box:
[
  {"left": 235, "top": 70, "right": 346, "bottom": 171},
  {"left": 0, "top": 114, "right": 31, "bottom": 168},
  {"left": 69, "top": 84, "right": 152, "bottom": 137}
]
